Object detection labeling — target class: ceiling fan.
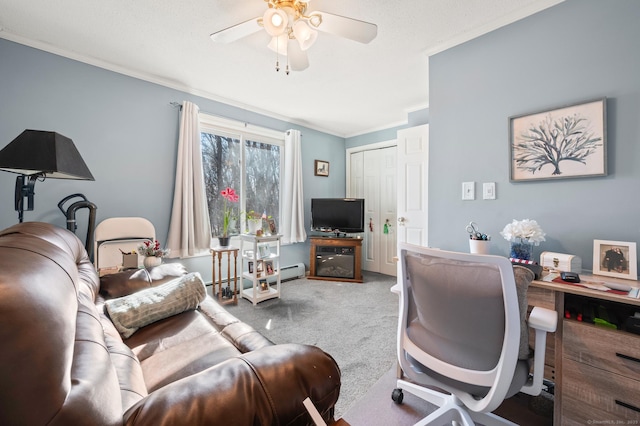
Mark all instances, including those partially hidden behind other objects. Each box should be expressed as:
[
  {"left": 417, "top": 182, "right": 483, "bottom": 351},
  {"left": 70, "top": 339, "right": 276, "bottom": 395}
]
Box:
[{"left": 210, "top": 0, "right": 377, "bottom": 74}]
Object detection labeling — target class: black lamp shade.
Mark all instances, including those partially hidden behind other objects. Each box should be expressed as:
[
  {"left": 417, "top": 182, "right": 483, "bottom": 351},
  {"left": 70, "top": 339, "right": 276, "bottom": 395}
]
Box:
[{"left": 0, "top": 130, "right": 94, "bottom": 180}]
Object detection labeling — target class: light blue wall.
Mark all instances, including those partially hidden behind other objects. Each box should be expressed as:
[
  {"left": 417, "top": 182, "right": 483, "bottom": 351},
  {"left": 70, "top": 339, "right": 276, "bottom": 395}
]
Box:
[
  {"left": 345, "top": 108, "right": 429, "bottom": 149},
  {"left": 428, "top": 0, "right": 640, "bottom": 272},
  {"left": 0, "top": 38, "right": 346, "bottom": 280}
]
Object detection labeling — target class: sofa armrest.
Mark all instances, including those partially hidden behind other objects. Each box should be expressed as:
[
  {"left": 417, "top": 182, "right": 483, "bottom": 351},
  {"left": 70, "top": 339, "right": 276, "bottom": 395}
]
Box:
[{"left": 123, "top": 344, "right": 340, "bottom": 426}]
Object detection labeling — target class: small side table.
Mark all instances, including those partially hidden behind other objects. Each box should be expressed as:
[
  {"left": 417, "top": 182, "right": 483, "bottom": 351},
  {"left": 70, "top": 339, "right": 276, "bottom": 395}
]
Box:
[{"left": 210, "top": 246, "right": 239, "bottom": 305}]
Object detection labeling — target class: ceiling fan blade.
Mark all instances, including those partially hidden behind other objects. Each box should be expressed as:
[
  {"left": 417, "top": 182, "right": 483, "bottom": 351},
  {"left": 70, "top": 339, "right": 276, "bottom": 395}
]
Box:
[
  {"left": 314, "top": 11, "right": 377, "bottom": 44},
  {"left": 288, "top": 40, "right": 309, "bottom": 71},
  {"left": 210, "top": 18, "right": 261, "bottom": 43}
]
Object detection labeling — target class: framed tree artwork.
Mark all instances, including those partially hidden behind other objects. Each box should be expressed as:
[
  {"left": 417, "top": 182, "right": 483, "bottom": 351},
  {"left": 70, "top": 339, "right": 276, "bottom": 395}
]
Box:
[{"left": 509, "top": 98, "right": 607, "bottom": 182}]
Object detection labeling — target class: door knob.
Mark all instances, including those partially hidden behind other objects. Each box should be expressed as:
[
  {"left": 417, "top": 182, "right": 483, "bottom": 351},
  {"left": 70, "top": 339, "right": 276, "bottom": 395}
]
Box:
[{"left": 397, "top": 217, "right": 406, "bottom": 226}]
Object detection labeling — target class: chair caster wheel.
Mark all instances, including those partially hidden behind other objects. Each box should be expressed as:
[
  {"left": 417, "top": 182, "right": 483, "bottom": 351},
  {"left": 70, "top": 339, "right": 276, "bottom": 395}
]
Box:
[{"left": 391, "top": 388, "right": 404, "bottom": 404}]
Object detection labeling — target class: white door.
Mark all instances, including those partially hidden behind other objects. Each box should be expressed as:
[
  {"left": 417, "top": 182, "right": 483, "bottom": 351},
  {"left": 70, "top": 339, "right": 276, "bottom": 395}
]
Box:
[
  {"left": 378, "top": 147, "right": 398, "bottom": 276},
  {"left": 397, "top": 124, "right": 429, "bottom": 247},
  {"left": 348, "top": 144, "right": 397, "bottom": 276},
  {"left": 362, "top": 149, "right": 379, "bottom": 272},
  {"left": 349, "top": 151, "right": 364, "bottom": 198}
]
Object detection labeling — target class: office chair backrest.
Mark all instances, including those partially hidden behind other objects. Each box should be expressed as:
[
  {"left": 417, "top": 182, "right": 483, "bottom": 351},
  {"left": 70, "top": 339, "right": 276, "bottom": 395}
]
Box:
[{"left": 398, "top": 243, "right": 521, "bottom": 412}]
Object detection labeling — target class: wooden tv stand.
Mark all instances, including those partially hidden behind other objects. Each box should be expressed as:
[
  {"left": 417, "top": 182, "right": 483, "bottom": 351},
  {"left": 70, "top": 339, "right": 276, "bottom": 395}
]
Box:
[{"left": 309, "top": 236, "right": 363, "bottom": 283}]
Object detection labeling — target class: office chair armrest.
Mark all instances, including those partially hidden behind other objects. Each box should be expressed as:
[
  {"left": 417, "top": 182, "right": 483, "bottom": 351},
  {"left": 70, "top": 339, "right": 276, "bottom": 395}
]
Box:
[
  {"left": 521, "top": 306, "right": 558, "bottom": 396},
  {"left": 528, "top": 306, "right": 558, "bottom": 333}
]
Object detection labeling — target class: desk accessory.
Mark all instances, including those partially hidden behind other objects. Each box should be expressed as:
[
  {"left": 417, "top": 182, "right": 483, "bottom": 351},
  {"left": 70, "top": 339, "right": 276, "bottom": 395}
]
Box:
[
  {"left": 540, "top": 251, "right": 582, "bottom": 273},
  {"left": 560, "top": 272, "right": 580, "bottom": 283}
]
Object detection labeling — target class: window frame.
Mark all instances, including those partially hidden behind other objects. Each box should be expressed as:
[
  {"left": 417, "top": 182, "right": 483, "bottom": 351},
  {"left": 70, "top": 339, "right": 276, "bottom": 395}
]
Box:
[{"left": 199, "top": 113, "right": 285, "bottom": 244}]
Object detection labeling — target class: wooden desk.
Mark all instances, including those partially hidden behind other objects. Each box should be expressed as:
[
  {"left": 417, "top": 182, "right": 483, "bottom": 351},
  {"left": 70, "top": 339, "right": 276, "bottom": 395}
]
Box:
[
  {"left": 529, "top": 276, "right": 640, "bottom": 424},
  {"left": 210, "top": 246, "right": 239, "bottom": 305}
]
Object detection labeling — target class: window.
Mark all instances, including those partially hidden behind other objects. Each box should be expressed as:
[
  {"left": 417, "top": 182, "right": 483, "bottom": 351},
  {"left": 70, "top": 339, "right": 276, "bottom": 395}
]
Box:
[{"left": 200, "top": 114, "right": 283, "bottom": 237}]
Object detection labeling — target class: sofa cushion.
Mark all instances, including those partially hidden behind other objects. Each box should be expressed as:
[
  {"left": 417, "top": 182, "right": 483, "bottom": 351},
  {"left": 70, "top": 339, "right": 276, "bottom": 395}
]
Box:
[
  {"left": 105, "top": 272, "right": 206, "bottom": 338},
  {"left": 99, "top": 263, "right": 188, "bottom": 300}
]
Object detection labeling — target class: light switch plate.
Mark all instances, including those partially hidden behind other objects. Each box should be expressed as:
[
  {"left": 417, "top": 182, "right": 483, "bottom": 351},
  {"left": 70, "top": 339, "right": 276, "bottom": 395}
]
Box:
[
  {"left": 483, "top": 182, "right": 496, "bottom": 200},
  {"left": 462, "top": 182, "right": 475, "bottom": 200}
]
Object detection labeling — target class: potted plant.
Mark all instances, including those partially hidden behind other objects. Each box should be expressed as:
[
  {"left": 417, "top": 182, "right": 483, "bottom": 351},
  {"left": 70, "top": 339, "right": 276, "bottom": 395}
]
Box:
[
  {"left": 137, "top": 240, "right": 170, "bottom": 268},
  {"left": 246, "top": 210, "right": 263, "bottom": 235},
  {"left": 218, "top": 187, "right": 239, "bottom": 246}
]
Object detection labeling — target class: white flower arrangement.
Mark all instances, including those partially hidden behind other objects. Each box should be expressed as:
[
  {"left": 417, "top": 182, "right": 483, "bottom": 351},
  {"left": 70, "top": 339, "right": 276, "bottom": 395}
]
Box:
[{"left": 500, "top": 219, "right": 546, "bottom": 246}]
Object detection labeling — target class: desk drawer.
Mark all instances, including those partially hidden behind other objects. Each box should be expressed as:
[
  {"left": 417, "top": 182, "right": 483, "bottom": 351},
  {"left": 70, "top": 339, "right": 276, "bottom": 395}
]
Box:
[
  {"left": 564, "top": 320, "right": 640, "bottom": 379},
  {"left": 562, "top": 358, "right": 640, "bottom": 423}
]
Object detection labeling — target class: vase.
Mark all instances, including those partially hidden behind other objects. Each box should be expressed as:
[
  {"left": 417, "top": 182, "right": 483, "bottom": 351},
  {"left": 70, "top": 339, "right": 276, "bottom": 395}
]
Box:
[
  {"left": 247, "top": 219, "right": 262, "bottom": 234},
  {"left": 510, "top": 240, "right": 534, "bottom": 261},
  {"left": 218, "top": 236, "right": 231, "bottom": 247},
  {"left": 143, "top": 256, "right": 162, "bottom": 269}
]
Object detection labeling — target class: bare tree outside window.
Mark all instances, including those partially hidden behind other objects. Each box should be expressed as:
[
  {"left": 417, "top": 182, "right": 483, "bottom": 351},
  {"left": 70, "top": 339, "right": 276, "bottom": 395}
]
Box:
[
  {"left": 201, "top": 131, "right": 281, "bottom": 236},
  {"left": 245, "top": 140, "right": 280, "bottom": 224},
  {"left": 201, "top": 133, "right": 241, "bottom": 235}
]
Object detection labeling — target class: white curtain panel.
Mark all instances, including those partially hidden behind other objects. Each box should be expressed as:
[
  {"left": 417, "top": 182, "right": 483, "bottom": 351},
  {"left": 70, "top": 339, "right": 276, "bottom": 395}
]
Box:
[
  {"left": 281, "top": 129, "right": 307, "bottom": 244},
  {"left": 166, "top": 101, "right": 212, "bottom": 257}
]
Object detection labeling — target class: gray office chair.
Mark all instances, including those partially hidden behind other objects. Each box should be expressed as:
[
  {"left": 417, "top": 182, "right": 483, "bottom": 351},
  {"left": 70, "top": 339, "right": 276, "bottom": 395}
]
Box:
[{"left": 392, "top": 243, "right": 557, "bottom": 426}]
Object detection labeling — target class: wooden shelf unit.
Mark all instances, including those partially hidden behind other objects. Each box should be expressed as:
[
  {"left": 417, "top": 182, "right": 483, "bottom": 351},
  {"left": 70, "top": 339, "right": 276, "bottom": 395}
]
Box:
[
  {"left": 210, "top": 246, "right": 239, "bottom": 305},
  {"left": 309, "top": 236, "right": 363, "bottom": 283}
]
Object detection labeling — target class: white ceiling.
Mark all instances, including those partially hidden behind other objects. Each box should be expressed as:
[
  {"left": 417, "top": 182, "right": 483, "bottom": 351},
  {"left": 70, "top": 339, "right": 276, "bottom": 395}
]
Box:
[{"left": 0, "top": 0, "right": 562, "bottom": 137}]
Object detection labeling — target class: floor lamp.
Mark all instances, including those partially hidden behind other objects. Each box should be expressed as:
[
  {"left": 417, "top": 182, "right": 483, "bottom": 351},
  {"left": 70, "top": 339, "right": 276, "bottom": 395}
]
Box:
[{"left": 0, "top": 129, "right": 95, "bottom": 223}]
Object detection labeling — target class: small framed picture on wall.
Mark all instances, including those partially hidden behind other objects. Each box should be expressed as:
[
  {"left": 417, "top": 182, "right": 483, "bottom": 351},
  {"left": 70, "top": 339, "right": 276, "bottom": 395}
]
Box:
[{"left": 314, "top": 160, "right": 329, "bottom": 177}]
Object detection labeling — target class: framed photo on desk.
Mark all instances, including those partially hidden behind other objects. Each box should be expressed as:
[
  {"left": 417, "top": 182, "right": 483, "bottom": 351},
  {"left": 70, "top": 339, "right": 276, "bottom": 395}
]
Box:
[{"left": 593, "top": 239, "right": 637, "bottom": 280}]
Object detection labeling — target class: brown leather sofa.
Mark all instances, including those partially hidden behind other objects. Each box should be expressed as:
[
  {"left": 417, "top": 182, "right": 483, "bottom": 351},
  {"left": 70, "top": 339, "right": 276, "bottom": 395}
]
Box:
[{"left": 0, "top": 222, "right": 341, "bottom": 425}]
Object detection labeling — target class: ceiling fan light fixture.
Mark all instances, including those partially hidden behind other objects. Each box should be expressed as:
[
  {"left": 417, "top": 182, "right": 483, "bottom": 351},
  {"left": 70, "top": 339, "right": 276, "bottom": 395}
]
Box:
[
  {"left": 308, "top": 13, "right": 322, "bottom": 28},
  {"left": 211, "top": 0, "right": 377, "bottom": 73},
  {"left": 267, "top": 34, "right": 288, "bottom": 56},
  {"left": 293, "top": 20, "right": 317, "bottom": 50},
  {"left": 263, "top": 8, "right": 288, "bottom": 36}
]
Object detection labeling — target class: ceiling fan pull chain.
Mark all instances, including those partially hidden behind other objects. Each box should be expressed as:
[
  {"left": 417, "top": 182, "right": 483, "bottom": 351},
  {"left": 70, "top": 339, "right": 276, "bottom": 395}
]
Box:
[
  {"left": 275, "top": 35, "right": 280, "bottom": 72},
  {"left": 286, "top": 50, "right": 290, "bottom": 75}
]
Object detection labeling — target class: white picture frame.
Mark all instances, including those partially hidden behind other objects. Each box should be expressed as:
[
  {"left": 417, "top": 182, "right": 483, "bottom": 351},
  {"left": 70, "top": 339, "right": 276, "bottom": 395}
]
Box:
[
  {"left": 509, "top": 98, "right": 607, "bottom": 182},
  {"left": 592, "top": 239, "right": 637, "bottom": 280},
  {"left": 258, "top": 244, "right": 270, "bottom": 259}
]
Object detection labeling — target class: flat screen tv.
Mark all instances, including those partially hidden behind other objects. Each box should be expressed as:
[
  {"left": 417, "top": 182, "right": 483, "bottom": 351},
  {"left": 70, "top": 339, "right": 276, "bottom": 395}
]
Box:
[{"left": 311, "top": 198, "right": 365, "bottom": 234}]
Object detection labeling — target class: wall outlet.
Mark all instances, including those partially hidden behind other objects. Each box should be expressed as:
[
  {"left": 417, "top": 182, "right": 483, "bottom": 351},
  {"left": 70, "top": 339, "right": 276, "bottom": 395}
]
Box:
[{"left": 462, "top": 182, "right": 475, "bottom": 200}]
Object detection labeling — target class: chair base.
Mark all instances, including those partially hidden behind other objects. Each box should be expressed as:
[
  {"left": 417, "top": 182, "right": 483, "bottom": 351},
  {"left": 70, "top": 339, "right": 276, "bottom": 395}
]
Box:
[{"left": 394, "top": 379, "right": 518, "bottom": 426}]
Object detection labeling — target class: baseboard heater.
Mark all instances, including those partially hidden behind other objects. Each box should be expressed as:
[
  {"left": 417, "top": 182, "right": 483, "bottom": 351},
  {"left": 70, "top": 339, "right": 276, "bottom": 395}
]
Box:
[{"left": 279, "top": 262, "right": 306, "bottom": 281}]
